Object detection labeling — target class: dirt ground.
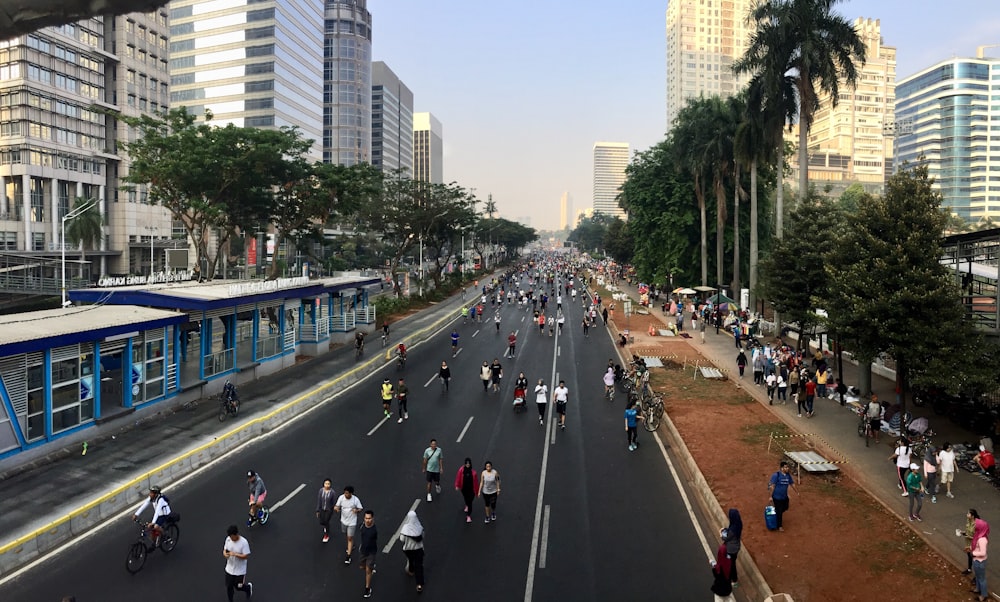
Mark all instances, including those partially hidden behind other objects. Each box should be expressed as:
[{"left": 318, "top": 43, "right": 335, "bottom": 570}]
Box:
[{"left": 609, "top": 308, "right": 969, "bottom": 602}]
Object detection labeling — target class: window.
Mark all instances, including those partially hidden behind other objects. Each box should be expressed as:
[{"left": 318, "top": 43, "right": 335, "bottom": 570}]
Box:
[
  {"left": 246, "top": 44, "right": 274, "bottom": 57},
  {"left": 170, "top": 40, "right": 194, "bottom": 52},
  {"left": 245, "top": 115, "right": 274, "bottom": 127},
  {"left": 245, "top": 79, "right": 273, "bottom": 93},
  {"left": 247, "top": 8, "right": 275, "bottom": 21},
  {"left": 32, "top": 232, "right": 45, "bottom": 251},
  {"left": 246, "top": 62, "right": 274, "bottom": 75},
  {"left": 171, "top": 73, "right": 195, "bottom": 86},
  {"left": 170, "top": 23, "right": 194, "bottom": 36},
  {"left": 26, "top": 361, "right": 44, "bottom": 440},
  {"left": 245, "top": 97, "right": 273, "bottom": 110}
]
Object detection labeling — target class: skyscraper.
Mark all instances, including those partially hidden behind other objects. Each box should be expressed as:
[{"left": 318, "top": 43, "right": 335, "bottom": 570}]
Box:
[
  {"left": 592, "top": 142, "right": 629, "bottom": 219},
  {"left": 323, "top": 0, "right": 372, "bottom": 166},
  {"left": 665, "top": 0, "right": 755, "bottom": 130},
  {"left": 559, "top": 192, "right": 573, "bottom": 230},
  {"left": 787, "top": 18, "right": 896, "bottom": 196},
  {"left": 371, "top": 61, "right": 413, "bottom": 174},
  {"left": 168, "top": 0, "right": 325, "bottom": 159},
  {"left": 413, "top": 112, "right": 443, "bottom": 184},
  {"left": 895, "top": 47, "right": 1000, "bottom": 220}
]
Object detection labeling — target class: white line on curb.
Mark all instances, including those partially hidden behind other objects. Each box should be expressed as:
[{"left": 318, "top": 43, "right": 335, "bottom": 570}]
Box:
[
  {"left": 456, "top": 417, "right": 474, "bottom": 443},
  {"left": 652, "top": 430, "right": 712, "bottom": 559},
  {"left": 382, "top": 498, "right": 421, "bottom": 554},
  {"left": 270, "top": 483, "right": 306, "bottom": 512}
]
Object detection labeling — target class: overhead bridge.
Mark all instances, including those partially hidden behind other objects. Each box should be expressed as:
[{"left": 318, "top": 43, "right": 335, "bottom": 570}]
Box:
[
  {"left": 0, "top": 252, "right": 90, "bottom": 297},
  {"left": 941, "top": 227, "right": 1000, "bottom": 333}
]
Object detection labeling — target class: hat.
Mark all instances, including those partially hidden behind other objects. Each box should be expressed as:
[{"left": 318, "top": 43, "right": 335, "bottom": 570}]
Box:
[{"left": 909, "top": 463, "right": 919, "bottom": 470}]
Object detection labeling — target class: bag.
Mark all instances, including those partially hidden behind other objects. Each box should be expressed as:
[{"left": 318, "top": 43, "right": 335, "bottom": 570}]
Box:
[{"left": 764, "top": 505, "right": 778, "bottom": 531}]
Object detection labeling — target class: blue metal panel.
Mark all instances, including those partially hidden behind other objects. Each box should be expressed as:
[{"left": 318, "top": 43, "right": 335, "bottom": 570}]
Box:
[
  {"left": 94, "top": 340, "right": 102, "bottom": 419},
  {"left": 43, "top": 349, "right": 52, "bottom": 439},
  {"left": 252, "top": 308, "right": 260, "bottom": 362},
  {"left": 123, "top": 338, "right": 133, "bottom": 410},
  {"left": 0, "top": 373, "right": 27, "bottom": 448}
]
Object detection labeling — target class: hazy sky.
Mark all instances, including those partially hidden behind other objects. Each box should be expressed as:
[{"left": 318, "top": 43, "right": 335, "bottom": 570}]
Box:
[{"left": 372, "top": 0, "right": 1000, "bottom": 231}]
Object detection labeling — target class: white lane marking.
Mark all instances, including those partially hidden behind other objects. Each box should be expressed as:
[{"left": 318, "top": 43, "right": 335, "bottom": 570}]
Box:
[
  {"left": 424, "top": 373, "right": 437, "bottom": 388},
  {"left": 472, "top": 329, "right": 480, "bottom": 337},
  {"left": 366, "top": 415, "right": 390, "bottom": 436},
  {"left": 456, "top": 416, "right": 474, "bottom": 443},
  {"left": 539, "top": 505, "right": 551, "bottom": 569},
  {"left": 269, "top": 483, "right": 306, "bottom": 512},
  {"left": 652, "top": 430, "right": 713, "bottom": 559},
  {"left": 382, "top": 498, "right": 422, "bottom": 554},
  {"left": 454, "top": 347, "right": 463, "bottom": 357},
  {"left": 524, "top": 331, "right": 560, "bottom": 601},
  {"left": 549, "top": 410, "right": 557, "bottom": 445},
  {"left": 515, "top": 329, "right": 519, "bottom": 336},
  {"left": 557, "top": 346, "right": 561, "bottom": 357},
  {"left": 521, "top": 315, "right": 525, "bottom": 322}
]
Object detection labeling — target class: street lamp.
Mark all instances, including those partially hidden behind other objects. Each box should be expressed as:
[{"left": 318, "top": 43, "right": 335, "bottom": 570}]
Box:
[
  {"left": 145, "top": 225, "right": 158, "bottom": 277},
  {"left": 61, "top": 197, "right": 99, "bottom": 307}
]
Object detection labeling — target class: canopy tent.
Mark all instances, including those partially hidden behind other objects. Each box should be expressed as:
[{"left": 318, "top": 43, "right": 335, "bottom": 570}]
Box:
[
  {"left": 693, "top": 285, "right": 717, "bottom": 293},
  {"left": 707, "top": 292, "right": 739, "bottom": 308}
]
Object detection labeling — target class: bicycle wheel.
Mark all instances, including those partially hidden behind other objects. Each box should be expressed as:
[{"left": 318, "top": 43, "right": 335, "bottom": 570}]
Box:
[
  {"left": 126, "top": 542, "right": 147, "bottom": 573},
  {"left": 231, "top": 399, "right": 239, "bottom": 419},
  {"left": 218, "top": 404, "right": 227, "bottom": 422},
  {"left": 857, "top": 419, "right": 866, "bottom": 438},
  {"left": 160, "top": 523, "right": 180, "bottom": 553},
  {"left": 258, "top": 506, "right": 270, "bottom": 525}
]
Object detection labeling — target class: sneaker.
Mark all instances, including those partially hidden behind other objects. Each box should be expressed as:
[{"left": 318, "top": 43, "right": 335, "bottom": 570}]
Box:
[
  {"left": 466, "top": 516, "right": 472, "bottom": 523},
  {"left": 435, "top": 484, "right": 441, "bottom": 494},
  {"left": 404, "top": 413, "right": 408, "bottom": 419},
  {"left": 464, "top": 505, "right": 469, "bottom": 513},
  {"left": 363, "top": 587, "right": 373, "bottom": 598},
  {"left": 947, "top": 492, "right": 955, "bottom": 498},
  {"left": 908, "top": 515, "right": 915, "bottom": 521},
  {"left": 797, "top": 414, "right": 802, "bottom": 418},
  {"left": 246, "top": 518, "right": 253, "bottom": 528},
  {"left": 560, "top": 423, "right": 565, "bottom": 430},
  {"left": 323, "top": 534, "right": 330, "bottom": 543},
  {"left": 915, "top": 515, "right": 923, "bottom": 522},
  {"left": 491, "top": 514, "right": 497, "bottom": 522},
  {"left": 539, "top": 418, "right": 543, "bottom": 425},
  {"left": 484, "top": 517, "right": 491, "bottom": 524},
  {"left": 397, "top": 417, "right": 403, "bottom": 423},
  {"left": 345, "top": 554, "right": 352, "bottom": 565},
  {"left": 245, "top": 582, "right": 253, "bottom": 599},
  {"left": 931, "top": 496, "right": 937, "bottom": 503},
  {"left": 426, "top": 493, "right": 432, "bottom": 502},
  {"left": 901, "top": 492, "right": 908, "bottom": 497}
]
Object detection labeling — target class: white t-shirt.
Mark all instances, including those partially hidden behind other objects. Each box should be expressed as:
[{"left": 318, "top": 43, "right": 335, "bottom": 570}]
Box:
[
  {"left": 336, "top": 494, "right": 364, "bottom": 526},
  {"left": 553, "top": 385, "right": 569, "bottom": 403},
  {"left": 938, "top": 449, "right": 956, "bottom": 473},
  {"left": 894, "top": 445, "right": 911, "bottom": 468},
  {"left": 603, "top": 370, "right": 615, "bottom": 387},
  {"left": 224, "top": 535, "right": 251, "bottom": 576},
  {"left": 534, "top": 384, "right": 548, "bottom": 404}
]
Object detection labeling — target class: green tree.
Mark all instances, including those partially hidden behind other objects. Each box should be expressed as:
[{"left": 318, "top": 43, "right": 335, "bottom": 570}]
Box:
[
  {"left": 603, "top": 218, "right": 633, "bottom": 265},
  {"left": 64, "top": 196, "right": 103, "bottom": 279},
  {"left": 671, "top": 97, "right": 719, "bottom": 285}
]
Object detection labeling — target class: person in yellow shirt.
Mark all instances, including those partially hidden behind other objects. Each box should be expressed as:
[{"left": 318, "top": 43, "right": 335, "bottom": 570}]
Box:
[
  {"left": 815, "top": 366, "right": 829, "bottom": 399},
  {"left": 380, "top": 378, "right": 394, "bottom": 418}
]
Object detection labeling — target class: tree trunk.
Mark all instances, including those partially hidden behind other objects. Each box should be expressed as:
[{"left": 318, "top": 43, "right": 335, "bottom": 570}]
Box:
[
  {"left": 749, "top": 159, "right": 758, "bottom": 308},
  {"left": 697, "top": 182, "right": 708, "bottom": 286},
  {"left": 732, "top": 160, "right": 740, "bottom": 296},
  {"left": 715, "top": 181, "right": 725, "bottom": 290},
  {"left": 798, "top": 116, "right": 808, "bottom": 201}
]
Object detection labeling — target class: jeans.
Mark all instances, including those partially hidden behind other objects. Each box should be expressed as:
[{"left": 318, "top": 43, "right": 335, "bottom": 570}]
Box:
[
  {"left": 925, "top": 471, "right": 938, "bottom": 496},
  {"left": 777, "top": 386, "right": 787, "bottom": 401},
  {"left": 805, "top": 395, "right": 815, "bottom": 414},
  {"left": 973, "top": 559, "right": 987, "bottom": 597},
  {"left": 817, "top": 384, "right": 827, "bottom": 398},
  {"left": 907, "top": 491, "right": 923, "bottom": 517},
  {"left": 773, "top": 497, "right": 789, "bottom": 528}
]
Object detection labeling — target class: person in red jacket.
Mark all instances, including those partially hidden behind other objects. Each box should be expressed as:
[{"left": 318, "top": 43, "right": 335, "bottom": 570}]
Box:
[
  {"left": 454, "top": 457, "right": 480, "bottom": 524},
  {"left": 974, "top": 445, "right": 996, "bottom": 475}
]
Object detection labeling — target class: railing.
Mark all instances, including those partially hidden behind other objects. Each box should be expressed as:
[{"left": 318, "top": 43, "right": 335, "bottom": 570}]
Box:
[
  {"left": 166, "top": 363, "right": 177, "bottom": 390},
  {"left": 356, "top": 306, "right": 377, "bottom": 324},
  {"left": 299, "top": 323, "right": 319, "bottom": 341},
  {"left": 256, "top": 334, "right": 282, "bottom": 360},
  {"left": 330, "top": 313, "right": 355, "bottom": 332},
  {"left": 283, "top": 327, "right": 295, "bottom": 351},
  {"left": 203, "top": 348, "right": 234, "bottom": 378},
  {"left": 0, "top": 274, "right": 89, "bottom": 295}
]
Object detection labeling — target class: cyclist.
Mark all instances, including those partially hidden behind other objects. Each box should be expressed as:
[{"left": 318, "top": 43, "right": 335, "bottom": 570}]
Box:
[
  {"left": 247, "top": 470, "right": 267, "bottom": 525},
  {"left": 133, "top": 485, "right": 171, "bottom": 545},
  {"left": 380, "top": 378, "right": 394, "bottom": 418},
  {"left": 603, "top": 367, "right": 616, "bottom": 400},
  {"left": 450, "top": 329, "right": 460, "bottom": 355},
  {"left": 461, "top": 306, "right": 469, "bottom": 324},
  {"left": 396, "top": 342, "right": 407, "bottom": 363},
  {"left": 354, "top": 331, "right": 365, "bottom": 354},
  {"left": 381, "top": 320, "right": 390, "bottom": 344}
]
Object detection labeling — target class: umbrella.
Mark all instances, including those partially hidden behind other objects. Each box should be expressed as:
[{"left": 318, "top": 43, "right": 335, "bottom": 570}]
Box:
[
  {"left": 693, "top": 285, "right": 717, "bottom": 293},
  {"left": 674, "top": 287, "right": 696, "bottom": 296}
]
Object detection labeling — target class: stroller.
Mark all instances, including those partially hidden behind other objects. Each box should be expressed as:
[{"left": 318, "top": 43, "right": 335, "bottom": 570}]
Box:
[{"left": 513, "top": 386, "right": 527, "bottom": 412}]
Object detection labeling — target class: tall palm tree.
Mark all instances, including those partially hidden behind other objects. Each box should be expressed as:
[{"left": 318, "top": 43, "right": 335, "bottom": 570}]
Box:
[
  {"left": 736, "top": 0, "right": 866, "bottom": 206},
  {"left": 670, "top": 98, "right": 714, "bottom": 285},
  {"left": 704, "top": 96, "right": 739, "bottom": 289},
  {"left": 64, "top": 196, "right": 102, "bottom": 279}
]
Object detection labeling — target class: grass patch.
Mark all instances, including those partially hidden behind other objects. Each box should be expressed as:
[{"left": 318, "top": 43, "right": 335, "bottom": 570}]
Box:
[{"left": 740, "top": 422, "right": 788, "bottom": 446}]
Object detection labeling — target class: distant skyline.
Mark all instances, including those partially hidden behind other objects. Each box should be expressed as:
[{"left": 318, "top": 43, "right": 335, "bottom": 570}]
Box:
[{"left": 373, "top": 0, "right": 1000, "bottom": 230}]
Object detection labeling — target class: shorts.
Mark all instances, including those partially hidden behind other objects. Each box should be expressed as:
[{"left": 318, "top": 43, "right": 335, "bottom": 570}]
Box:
[
  {"left": 341, "top": 523, "right": 357, "bottom": 537},
  {"left": 869, "top": 418, "right": 881, "bottom": 431},
  {"left": 153, "top": 514, "right": 168, "bottom": 527},
  {"left": 359, "top": 553, "right": 376, "bottom": 569},
  {"left": 249, "top": 492, "right": 267, "bottom": 504},
  {"left": 940, "top": 471, "right": 954, "bottom": 484},
  {"left": 483, "top": 492, "right": 498, "bottom": 508},
  {"left": 425, "top": 471, "right": 441, "bottom": 484},
  {"left": 556, "top": 401, "right": 567, "bottom": 415}
]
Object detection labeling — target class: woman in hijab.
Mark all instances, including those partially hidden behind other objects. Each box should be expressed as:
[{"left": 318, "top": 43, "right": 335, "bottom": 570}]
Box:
[
  {"left": 970, "top": 515, "right": 990, "bottom": 602},
  {"left": 453, "top": 457, "right": 480, "bottom": 523},
  {"left": 720, "top": 508, "right": 743, "bottom": 585},
  {"left": 399, "top": 510, "right": 425, "bottom": 593},
  {"left": 923, "top": 444, "right": 939, "bottom": 503},
  {"left": 709, "top": 542, "right": 735, "bottom": 601}
]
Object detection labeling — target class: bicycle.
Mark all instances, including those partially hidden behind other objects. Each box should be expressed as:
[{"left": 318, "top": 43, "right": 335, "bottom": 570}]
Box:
[
  {"left": 355, "top": 340, "right": 364, "bottom": 360},
  {"left": 218, "top": 380, "right": 240, "bottom": 422},
  {"left": 247, "top": 503, "right": 270, "bottom": 528},
  {"left": 857, "top": 407, "right": 872, "bottom": 447},
  {"left": 126, "top": 516, "right": 179, "bottom": 574},
  {"left": 381, "top": 331, "right": 389, "bottom": 348},
  {"left": 396, "top": 351, "right": 406, "bottom": 371},
  {"left": 641, "top": 395, "right": 664, "bottom": 432}
]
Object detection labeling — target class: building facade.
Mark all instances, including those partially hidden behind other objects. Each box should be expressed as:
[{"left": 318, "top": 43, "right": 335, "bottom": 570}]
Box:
[
  {"left": 665, "top": 0, "right": 754, "bottom": 130},
  {"left": 788, "top": 17, "right": 896, "bottom": 196},
  {"left": 371, "top": 61, "right": 413, "bottom": 174},
  {"left": 323, "top": 0, "right": 372, "bottom": 166},
  {"left": 412, "top": 112, "right": 443, "bottom": 184},
  {"left": 895, "top": 47, "right": 1000, "bottom": 220},
  {"left": 559, "top": 192, "right": 573, "bottom": 230},
  {"left": 593, "top": 142, "right": 629, "bottom": 219}
]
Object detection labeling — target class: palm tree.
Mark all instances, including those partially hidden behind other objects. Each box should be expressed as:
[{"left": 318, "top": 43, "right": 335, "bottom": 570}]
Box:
[
  {"left": 704, "top": 96, "right": 739, "bottom": 289},
  {"left": 64, "top": 196, "right": 102, "bottom": 280},
  {"left": 670, "top": 98, "right": 714, "bottom": 285},
  {"left": 736, "top": 0, "right": 867, "bottom": 206}
]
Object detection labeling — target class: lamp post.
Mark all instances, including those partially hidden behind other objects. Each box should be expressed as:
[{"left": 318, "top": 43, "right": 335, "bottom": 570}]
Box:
[
  {"left": 418, "top": 233, "right": 424, "bottom": 297},
  {"left": 61, "top": 197, "right": 98, "bottom": 307},
  {"left": 145, "top": 225, "right": 158, "bottom": 277}
]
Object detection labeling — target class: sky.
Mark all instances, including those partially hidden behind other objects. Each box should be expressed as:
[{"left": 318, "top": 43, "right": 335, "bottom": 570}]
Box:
[{"left": 372, "top": 0, "right": 1000, "bottom": 231}]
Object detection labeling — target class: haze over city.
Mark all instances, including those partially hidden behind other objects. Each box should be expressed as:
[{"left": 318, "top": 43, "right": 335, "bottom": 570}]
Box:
[{"left": 373, "top": 0, "right": 1000, "bottom": 231}]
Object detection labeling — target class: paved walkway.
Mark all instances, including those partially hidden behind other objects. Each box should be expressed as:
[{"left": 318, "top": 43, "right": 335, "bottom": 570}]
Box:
[{"left": 608, "top": 279, "right": 998, "bottom": 597}]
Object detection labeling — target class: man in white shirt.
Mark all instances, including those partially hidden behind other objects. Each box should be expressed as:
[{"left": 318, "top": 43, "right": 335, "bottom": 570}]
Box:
[
  {"left": 223, "top": 525, "right": 253, "bottom": 601},
  {"left": 552, "top": 380, "right": 569, "bottom": 430},
  {"left": 334, "top": 486, "right": 364, "bottom": 564},
  {"left": 132, "top": 485, "right": 171, "bottom": 545}
]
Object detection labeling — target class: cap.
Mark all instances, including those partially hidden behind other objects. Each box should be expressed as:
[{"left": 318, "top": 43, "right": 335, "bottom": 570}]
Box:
[
  {"left": 909, "top": 463, "right": 919, "bottom": 470},
  {"left": 149, "top": 485, "right": 161, "bottom": 494},
  {"left": 247, "top": 470, "right": 256, "bottom": 478}
]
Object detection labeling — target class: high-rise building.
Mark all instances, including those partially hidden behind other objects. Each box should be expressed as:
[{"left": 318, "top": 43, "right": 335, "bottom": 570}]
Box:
[
  {"left": 895, "top": 47, "right": 1000, "bottom": 220},
  {"left": 413, "top": 112, "right": 443, "bottom": 184},
  {"left": 592, "top": 142, "right": 629, "bottom": 219},
  {"left": 371, "top": 61, "right": 413, "bottom": 174},
  {"left": 559, "top": 192, "right": 573, "bottom": 230},
  {"left": 786, "top": 18, "right": 896, "bottom": 196},
  {"left": 665, "top": 0, "right": 755, "bottom": 130},
  {"left": 323, "top": 0, "right": 372, "bottom": 166},
  {"left": 0, "top": 10, "right": 174, "bottom": 279},
  {"left": 168, "top": 0, "right": 324, "bottom": 160}
]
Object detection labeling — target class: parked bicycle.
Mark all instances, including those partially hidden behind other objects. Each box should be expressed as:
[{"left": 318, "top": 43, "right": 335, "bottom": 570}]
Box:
[
  {"left": 218, "top": 380, "right": 240, "bottom": 422},
  {"left": 126, "top": 515, "right": 179, "bottom": 574},
  {"left": 856, "top": 407, "right": 872, "bottom": 447}
]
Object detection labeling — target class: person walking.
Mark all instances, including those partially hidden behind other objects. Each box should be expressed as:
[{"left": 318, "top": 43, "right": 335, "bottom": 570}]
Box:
[
  {"left": 454, "top": 458, "right": 480, "bottom": 524},
  {"left": 422, "top": 439, "right": 443, "bottom": 502},
  {"left": 788, "top": 367, "right": 800, "bottom": 405},
  {"left": 938, "top": 442, "right": 956, "bottom": 498},
  {"left": 752, "top": 352, "right": 765, "bottom": 385},
  {"left": 699, "top": 314, "right": 707, "bottom": 344},
  {"left": 923, "top": 445, "right": 939, "bottom": 503},
  {"left": 315, "top": 478, "right": 336, "bottom": 543},
  {"left": 709, "top": 542, "right": 736, "bottom": 602},
  {"left": 552, "top": 379, "right": 569, "bottom": 430},
  {"left": 490, "top": 358, "right": 503, "bottom": 393},
  {"left": 395, "top": 378, "right": 409, "bottom": 423},
  {"left": 767, "top": 461, "right": 798, "bottom": 532},
  {"left": 334, "top": 486, "right": 364, "bottom": 564},
  {"left": 720, "top": 508, "right": 742, "bottom": 586},
  {"left": 505, "top": 331, "right": 517, "bottom": 357},
  {"left": 439, "top": 361, "right": 451, "bottom": 392},
  {"left": 399, "top": 510, "right": 425, "bottom": 593},
  {"left": 479, "top": 461, "right": 501, "bottom": 523},
  {"left": 905, "top": 462, "right": 925, "bottom": 521},
  {"left": 890, "top": 438, "right": 912, "bottom": 495},
  {"left": 625, "top": 400, "right": 640, "bottom": 451},
  {"left": 765, "top": 371, "right": 777, "bottom": 404},
  {"left": 776, "top": 370, "right": 787, "bottom": 403},
  {"left": 222, "top": 525, "right": 253, "bottom": 601},
  {"left": 970, "top": 514, "right": 989, "bottom": 602},
  {"left": 802, "top": 375, "right": 817, "bottom": 417},
  {"left": 557, "top": 312, "right": 565, "bottom": 334},
  {"left": 962, "top": 509, "right": 981, "bottom": 577},
  {"left": 358, "top": 510, "right": 378, "bottom": 599},
  {"left": 538, "top": 312, "right": 546, "bottom": 334},
  {"left": 450, "top": 329, "right": 459, "bottom": 356},
  {"left": 380, "top": 378, "right": 394, "bottom": 419},
  {"left": 479, "top": 361, "right": 491, "bottom": 392},
  {"left": 582, "top": 316, "right": 590, "bottom": 337},
  {"left": 736, "top": 350, "right": 748, "bottom": 379},
  {"left": 534, "top": 379, "right": 548, "bottom": 426}
]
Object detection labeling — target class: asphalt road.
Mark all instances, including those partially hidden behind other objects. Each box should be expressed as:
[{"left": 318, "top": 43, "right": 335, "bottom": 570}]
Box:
[{"left": 1, "top": 284, "right": 710, "bottom": 602}]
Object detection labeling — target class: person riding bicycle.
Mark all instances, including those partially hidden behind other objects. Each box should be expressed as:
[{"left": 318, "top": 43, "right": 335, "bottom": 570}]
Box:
[
  {"left": 355, "top": 331, "right": 365, "bottom": 351},
  {"left": 133, "top": 485, "right": 171, "bottom": 545},
  {"left": 382, "top": 320, "right": 390, "bottom": 339},
  {"left": 247, "top": 470, "right": 267, "bottom": 525},
  {"left": 396, "top": 343, "right": 407, "bottom": 363}
]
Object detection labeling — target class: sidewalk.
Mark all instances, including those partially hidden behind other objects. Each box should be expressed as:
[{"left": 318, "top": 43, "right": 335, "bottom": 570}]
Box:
[
  {"left": 610, "top": 280, "right": 999, "bottom": 595},
  {"left": 0, "top": 283, "right": 481, "bottom": 576}
]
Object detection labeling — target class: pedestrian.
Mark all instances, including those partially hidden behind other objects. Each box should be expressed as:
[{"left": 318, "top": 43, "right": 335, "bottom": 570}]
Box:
[
  {"left": 534, "top": 378, "right": 548, "bottom": 425},
  {"left": 736, "top": 350, "right": 748, "bottom": 379},
  {"left": 552, "top": 379, "right": 569, "bottom": 430},
  {"left": 905, "top": 462, "right": 925, "bottom": 521},
  {"left": 752, "top": 352, "right": 764, "bottom": 385},
  {"left": 938, "top": 442, "right": 956, "bottom": 498},
  {"left": 399, "top": 510, "right": 425, "bottom": 593},
  {"left": 222, "top": 524, "right": 253, "bottom": 601},
  {"left": 625, "top": 399, "right": 640, "bottom": 451},
  {"left": 923, "top": 444, "right": 939, "bottom": 503},
  {"left": 890, "top": 438, "right": 912, "bottom": 495},
  {"left": 776, "top": 370, "right": 787, "bottom": 403},
  {"left": 765, "top": 371, "right": 777, "bottom": 404},
  {"left": 454, "top": 457, "right": 480, "bottom": 524},
  {"left": 582, "top": 317, "right": 590, "bottom": 337},
  {"left": 450, "top": 329, "right": 459, "bottom": 356},
  {"left": 803, "top": 374, "right": 817, "bottom": 417},
  {"left": 380, "top": 378, "right": 394, "bottom": 419},
  {"left": 538, "top": 312, "right": 545, "bottom": 334},
  {"left": 709, "top": 543, "right": 736, "bottom": 602},
  {"left": 788, "top": 367, "right": 799, "bottom": 405},
  {"left": 970, "top": 514, "right": 990, "bottom": 602},
  {"left": 557, "top": 312, "right": 565, "bottom": 334},
  {"left": 358, "top": 510, "right": 377, "bottom": 599},
  {"left": 962, "top": 509, "right": 981, "bottom": 577},
  {"left": 506, "top": 331, "right": 517, "bottom": 357},
  {"left": 602, "top": 307, "right": 608, "bottom": 324},
  {"left": 479, "top": 361, "right": 491, "bottom": 392},
  {"left": 438, "top": 361, "right": 451, "bottom": 392},
  {"left": 767, "top": 461, "right": 798, "bottom": 532},
  {"left": 422, "top": 439, "right": 443, "bottom": 502},
  {"left": 547, "top": 315, "right": 555, "bottom": 336},
  {"left": 396, "top": 377, "right": 409, "bottom": 423},
  {"left": 699, "top": 314, "right": 706, "bottom": 344},
  {"left": 720, "top": 508, "right": 742, "bottom": 586},
  {"left": 835, "top": 377, "right": 848, "bottom": 406},
  {"left": 479, "top": 460, "right": 501, "bottom": 523},
  {"left": 316, "top": 478, "right": 335, "bottom": 543},
  {"left": 334, "top": 485, "right": 364, "bottom": 564},
  {"left": 490, "top": 358, "right": 503, "bottom": 393}
]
